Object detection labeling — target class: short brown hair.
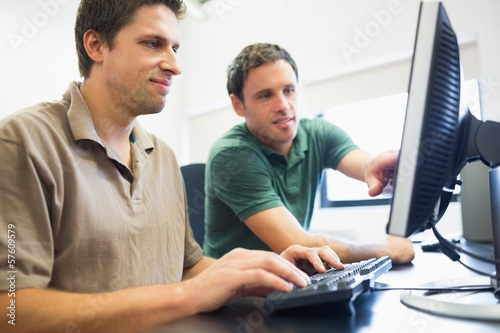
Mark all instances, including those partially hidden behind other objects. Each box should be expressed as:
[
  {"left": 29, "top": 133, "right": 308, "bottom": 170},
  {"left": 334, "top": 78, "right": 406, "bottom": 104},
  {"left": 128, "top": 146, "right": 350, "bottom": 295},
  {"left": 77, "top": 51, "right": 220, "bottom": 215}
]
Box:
[
  {"left": 226, "top": 43, "right": 298, "bottom": 103},
  {"left": 75, "top": 0, "right": 186, "bottom": 78}
]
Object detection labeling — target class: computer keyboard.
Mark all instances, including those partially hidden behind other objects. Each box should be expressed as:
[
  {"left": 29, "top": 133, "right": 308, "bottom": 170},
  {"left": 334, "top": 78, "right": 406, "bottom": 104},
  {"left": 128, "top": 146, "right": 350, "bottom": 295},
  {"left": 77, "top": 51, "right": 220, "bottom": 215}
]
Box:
[{"left": 264, "top": 256, "right": 392, "bottom": 312}]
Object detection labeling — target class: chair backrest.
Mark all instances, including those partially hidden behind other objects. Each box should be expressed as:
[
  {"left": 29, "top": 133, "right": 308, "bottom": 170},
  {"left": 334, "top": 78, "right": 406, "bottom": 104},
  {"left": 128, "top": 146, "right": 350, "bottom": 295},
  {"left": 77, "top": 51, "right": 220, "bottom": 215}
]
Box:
[{"left": 180, "top": 163, "right": 206, "bottom": 247}]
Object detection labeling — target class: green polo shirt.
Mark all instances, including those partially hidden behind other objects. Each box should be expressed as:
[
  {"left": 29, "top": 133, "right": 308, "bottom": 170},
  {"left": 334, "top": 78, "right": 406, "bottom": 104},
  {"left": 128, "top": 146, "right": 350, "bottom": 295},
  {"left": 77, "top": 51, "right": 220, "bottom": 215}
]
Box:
[{"left": 203, "top": 117, "right": 358, "bottom": 258}]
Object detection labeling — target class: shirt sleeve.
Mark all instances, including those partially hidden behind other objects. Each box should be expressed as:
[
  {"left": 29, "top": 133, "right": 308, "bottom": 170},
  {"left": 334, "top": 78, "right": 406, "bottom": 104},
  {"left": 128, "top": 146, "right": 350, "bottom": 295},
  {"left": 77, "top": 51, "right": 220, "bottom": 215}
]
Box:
[
  {"left": 317, "top": 119, "right": 359, "bottom": 170},
  {"left": 0, "top": 138, "right": 54, "bottom": 291},
  {"left": 209, "top": 147, "right": 283, "bottom": 222}
]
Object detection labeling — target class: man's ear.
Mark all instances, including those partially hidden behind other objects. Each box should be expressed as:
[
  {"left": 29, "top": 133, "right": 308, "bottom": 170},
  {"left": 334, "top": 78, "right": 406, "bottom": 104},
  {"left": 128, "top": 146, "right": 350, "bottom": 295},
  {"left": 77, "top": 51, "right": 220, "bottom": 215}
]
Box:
[
  {"left": 83, "top": 29, "right": 105, "bottom": 63},
  {"left": 230, "top": 94, "right": 246, "bottom": 117}
]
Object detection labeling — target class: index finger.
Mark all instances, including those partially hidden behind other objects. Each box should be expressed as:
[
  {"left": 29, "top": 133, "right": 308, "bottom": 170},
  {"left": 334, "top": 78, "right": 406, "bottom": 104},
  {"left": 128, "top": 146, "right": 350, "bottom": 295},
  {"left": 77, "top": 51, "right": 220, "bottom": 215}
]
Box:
[
  {"left": 249, "top": 251, "right": 312, "bottom": 288},
  {"left": 314, "top": 246, "right": 344, "bottom": 272}
]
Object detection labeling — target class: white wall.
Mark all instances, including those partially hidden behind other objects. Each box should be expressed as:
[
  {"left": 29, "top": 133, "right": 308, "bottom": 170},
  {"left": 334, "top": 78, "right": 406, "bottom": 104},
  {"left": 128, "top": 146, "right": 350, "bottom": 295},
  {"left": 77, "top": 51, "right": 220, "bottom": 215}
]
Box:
[{"left": 0, "top": 1, "right": 80, "bottom": 112}]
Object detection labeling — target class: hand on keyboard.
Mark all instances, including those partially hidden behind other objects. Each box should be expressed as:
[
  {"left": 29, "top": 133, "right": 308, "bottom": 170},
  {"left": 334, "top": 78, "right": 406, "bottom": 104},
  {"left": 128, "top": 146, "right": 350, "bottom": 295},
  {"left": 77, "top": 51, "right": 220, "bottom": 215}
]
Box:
[
  {"left": 280, "top": 244, "right": 344, "bottom": 276},
  {"left": 265, "top": 256, "right": 392, "bottom": 312}
]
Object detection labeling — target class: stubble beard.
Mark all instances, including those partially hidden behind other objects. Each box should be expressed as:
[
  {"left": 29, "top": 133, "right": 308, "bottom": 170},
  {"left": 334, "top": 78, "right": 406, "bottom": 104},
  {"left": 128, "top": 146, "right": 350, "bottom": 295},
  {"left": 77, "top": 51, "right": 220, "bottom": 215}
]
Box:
[{"left": 107, "top": 74, "right": 167, "bottom": 118}]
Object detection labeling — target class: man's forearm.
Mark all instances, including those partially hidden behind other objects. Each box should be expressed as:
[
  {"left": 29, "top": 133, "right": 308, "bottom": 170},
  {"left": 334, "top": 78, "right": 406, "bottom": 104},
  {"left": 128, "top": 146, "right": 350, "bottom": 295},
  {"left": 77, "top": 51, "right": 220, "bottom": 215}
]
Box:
[
  {"left": 0, "top": 285, "right": 196, "bottom": 333},
  {"left": 323, "top": 237, "right": 382, "bottom": 263},
  {"left": 305, "top": 233, "right": 371, "bottom": 263},
  {"left": 243, "top": 206, "right": 414, "bottom": 264},
  {"left": 182, "top": 256, "right": 217, "bottom": 281},
  {"left": 310, "top": 232, "right": 414, "bottom": 264}
]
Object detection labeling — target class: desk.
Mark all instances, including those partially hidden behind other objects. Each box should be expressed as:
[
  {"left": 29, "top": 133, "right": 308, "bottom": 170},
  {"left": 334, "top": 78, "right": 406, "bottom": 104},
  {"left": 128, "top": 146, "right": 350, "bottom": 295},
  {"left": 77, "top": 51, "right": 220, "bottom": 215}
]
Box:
[{"left": 149, "top": 248, "right": 500, "bottom": 333}]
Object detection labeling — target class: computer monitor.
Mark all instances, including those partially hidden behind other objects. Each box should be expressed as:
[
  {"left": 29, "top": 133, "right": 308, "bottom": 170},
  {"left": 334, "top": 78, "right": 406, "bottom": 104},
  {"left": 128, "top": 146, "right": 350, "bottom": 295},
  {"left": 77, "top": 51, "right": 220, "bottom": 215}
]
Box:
[{"left": 385, "top": 1, "right": 500, "bottom": 320}]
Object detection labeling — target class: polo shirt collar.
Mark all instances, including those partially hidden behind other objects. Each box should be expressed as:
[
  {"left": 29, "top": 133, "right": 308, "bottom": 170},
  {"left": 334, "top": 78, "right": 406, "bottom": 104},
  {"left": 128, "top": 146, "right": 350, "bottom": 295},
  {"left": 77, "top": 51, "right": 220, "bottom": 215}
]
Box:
[
  {"left": 66, "top": 81, "right": 101, "bottom": 144},
  {"left": 289, "top": 122, "right": 308, "bottom": 166},
  {"left": 243, "top": 119, "right": 309, "bottom": 165},
  {"left": 66, "top": 81, "right": 154, "bottom": 152},
  {"left": 130, "top": 121, "right": 154, "bottom": 152}
]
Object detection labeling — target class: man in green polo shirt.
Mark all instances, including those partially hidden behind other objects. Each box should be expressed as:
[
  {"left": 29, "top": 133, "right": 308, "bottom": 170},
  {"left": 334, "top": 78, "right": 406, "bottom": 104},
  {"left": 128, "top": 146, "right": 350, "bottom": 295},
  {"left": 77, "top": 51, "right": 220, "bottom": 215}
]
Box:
[{"left": 204, "top": 43, "right": 415, "bottom": 265}]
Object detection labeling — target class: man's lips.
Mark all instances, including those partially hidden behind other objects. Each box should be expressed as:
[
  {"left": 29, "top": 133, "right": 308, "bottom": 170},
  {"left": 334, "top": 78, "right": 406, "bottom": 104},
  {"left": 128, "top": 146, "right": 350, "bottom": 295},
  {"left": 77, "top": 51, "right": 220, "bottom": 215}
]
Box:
[
  {"left": 150, "top": 78, "right": 172, "bottom": 96},
  {"left": 272, "top": 117, "right": 294, "bottom": 125},
  {"left": 150, "top": 78, "right": 171, "bottom": 87}
]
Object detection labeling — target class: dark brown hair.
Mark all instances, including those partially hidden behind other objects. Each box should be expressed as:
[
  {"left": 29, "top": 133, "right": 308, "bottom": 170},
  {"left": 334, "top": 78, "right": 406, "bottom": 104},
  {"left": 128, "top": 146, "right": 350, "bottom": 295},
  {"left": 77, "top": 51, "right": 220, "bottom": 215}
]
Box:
[
  {"left": 75, "top": 0, "right": 186, "bottom": 78},
  {"left": 226, "top": 43, "right": 298, "bottom": 103}
]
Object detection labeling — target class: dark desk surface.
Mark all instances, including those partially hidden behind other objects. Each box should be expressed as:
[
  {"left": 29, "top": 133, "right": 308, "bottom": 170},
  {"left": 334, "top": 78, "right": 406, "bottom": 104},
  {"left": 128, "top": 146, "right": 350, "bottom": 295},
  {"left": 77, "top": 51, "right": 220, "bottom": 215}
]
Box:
[{"left": 149, "top": 247, "right": 500, "bottom": 333}]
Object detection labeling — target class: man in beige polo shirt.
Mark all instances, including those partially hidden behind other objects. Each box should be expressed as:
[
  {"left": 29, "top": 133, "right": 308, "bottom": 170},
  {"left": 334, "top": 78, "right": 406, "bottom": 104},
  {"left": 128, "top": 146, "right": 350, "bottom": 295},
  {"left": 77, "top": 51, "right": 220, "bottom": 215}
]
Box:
[{"left": 0, "top": 1, "right": 343, "bottom": 332}]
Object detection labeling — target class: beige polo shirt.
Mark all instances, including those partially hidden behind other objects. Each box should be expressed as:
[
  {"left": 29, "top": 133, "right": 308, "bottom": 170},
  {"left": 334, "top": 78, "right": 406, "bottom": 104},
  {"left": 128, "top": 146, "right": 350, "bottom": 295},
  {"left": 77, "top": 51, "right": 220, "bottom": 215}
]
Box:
[{"left": 0, "top": 82, "right": 203, "bottom": 293}]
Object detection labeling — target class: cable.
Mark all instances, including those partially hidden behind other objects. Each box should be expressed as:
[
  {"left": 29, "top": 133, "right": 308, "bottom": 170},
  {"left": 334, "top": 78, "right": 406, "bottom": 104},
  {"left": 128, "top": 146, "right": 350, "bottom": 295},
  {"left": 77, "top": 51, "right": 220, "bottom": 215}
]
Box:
[
  {"left": 431, "top": 219, "right": 500, "bottom": 265},
  {"left": 458, "top": 259, "right": 495, "bottom": 277}
]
